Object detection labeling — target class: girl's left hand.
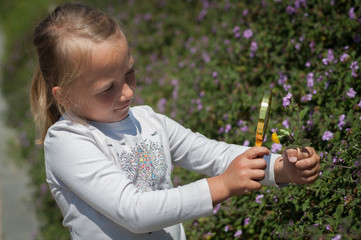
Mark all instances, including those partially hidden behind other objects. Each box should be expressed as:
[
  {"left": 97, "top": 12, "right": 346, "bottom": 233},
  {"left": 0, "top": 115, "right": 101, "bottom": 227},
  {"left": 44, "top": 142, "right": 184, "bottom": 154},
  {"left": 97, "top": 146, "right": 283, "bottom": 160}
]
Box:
[{"left": 277, "top": 147, "right": 321, "bottom": 185}]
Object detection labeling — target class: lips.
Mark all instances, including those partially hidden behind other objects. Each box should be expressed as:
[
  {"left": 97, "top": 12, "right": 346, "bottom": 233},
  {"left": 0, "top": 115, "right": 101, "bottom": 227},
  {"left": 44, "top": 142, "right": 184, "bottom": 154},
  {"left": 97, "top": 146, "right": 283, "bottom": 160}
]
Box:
[{"left": 114, "top": 100, "right": 132, "bottom": 111}]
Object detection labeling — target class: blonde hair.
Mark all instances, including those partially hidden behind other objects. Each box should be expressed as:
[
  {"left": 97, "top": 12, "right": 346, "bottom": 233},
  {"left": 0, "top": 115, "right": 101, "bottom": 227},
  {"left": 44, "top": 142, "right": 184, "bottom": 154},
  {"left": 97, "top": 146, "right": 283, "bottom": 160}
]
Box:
[{"left": 30, "top": 3, "right": 124, "bottom": 144}]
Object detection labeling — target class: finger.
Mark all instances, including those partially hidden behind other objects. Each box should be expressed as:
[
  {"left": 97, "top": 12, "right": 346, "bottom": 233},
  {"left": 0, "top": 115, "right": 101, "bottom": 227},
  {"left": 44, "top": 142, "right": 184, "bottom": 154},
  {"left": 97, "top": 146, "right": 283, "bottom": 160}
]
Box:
[
  {"left": 249, "top": 158, "right": 267, "bottom": 170},
  {"left": 237, "top": 158, "right": 267, "bottom": 170},
  {"left": 301, "top": 147, "right": 312, "bottom": 156},
  {"left": 298, "top": 147, "right": 312, "bottom": 160},
  {"left": 246, "top": 180, "right": 263, "bottom": 191},
  {"left": 295, "top": 154, "right": 320, "bottom": 170},
  {"left": 296, "top": 172, "right": 320, "bottom": 184},
  {"left": 286, "top": 148, "right": 298, "bottom": 163},
  {"left": 244, "top": 147, "right": 270, "bottom": 159},
  {"left": 296, "top": 164, "right": 320, "bottom": 178},
  {"left": 250, "top": 169, "right": 266, "bottom": 181}
]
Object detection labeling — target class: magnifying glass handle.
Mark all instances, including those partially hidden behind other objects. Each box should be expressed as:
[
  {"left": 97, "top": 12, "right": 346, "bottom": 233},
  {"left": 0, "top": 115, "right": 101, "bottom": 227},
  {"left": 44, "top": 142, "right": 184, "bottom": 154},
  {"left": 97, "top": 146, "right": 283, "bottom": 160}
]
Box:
[{"left": 255, "top": 90, "right": 272, "bottom": 147}]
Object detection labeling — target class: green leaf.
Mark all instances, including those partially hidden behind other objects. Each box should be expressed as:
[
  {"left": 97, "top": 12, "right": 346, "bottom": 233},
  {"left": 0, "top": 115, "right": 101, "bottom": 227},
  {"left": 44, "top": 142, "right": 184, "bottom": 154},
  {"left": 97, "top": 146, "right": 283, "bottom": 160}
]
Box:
[
  {"left": 287, "top": 144, "right": 300, "bottom": 149},
  {"left": 279, "top": 129, "right": 291, "bottom": 136},
  {"left": 299, "top": 108, "right": 309, "bottom": 120},
  {"left": 300, "top": 138, "right": 312, "bottom": 147},
  {"left": 333, "top": 205, "right": 344, "bottom": 219}
]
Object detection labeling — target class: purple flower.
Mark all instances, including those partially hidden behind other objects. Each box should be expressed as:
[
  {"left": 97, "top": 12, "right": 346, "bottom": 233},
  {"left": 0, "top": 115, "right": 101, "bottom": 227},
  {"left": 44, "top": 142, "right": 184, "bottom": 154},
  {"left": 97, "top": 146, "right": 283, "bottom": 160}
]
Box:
[
  {"left": 295, "top": 42, "right": 301, "bottom": 51},
  {"left": 243, "top": 29, "right": 253, "bottom": 39},
  {"left": 256, "top": 194, "right": 264, "bottom": 204},
  {"left": 225, "top": 124, "right": 232, "bottom": 133},
  {"left": 327, "top": 49, "right": 335, "bottom": 62},
  {"left": 350, "top": 61, "right": 359, "bottom": 77},
  {"left": 250, "top": 41, "right": 258, "bottom": 57},
  {"left": 157, "top": 98, "right": 167, "bottom": 113},
  {"left": 171, "top": 79, "right": 179, "bottom": 87},
  {"left": 244, "top": 217, "right": 250, "bottom": 226},
  {"left": 286, "top": 5, "right": 296, "bottom": 15},
  {"left": 202, "top": 51, "right": 211, "bottom": 63},
  {"left": 307, "top": 119, "right": 314, "bottom": 128},
  {"left": 278, "top": 73, "right": 288, "bottom": 85},
  {"left": 219, "top": 127, "right": 224, "bottom": 134},
  {"left": 213, "top": 204, "right": 221, "bottom": 214},
  {"left": 307, "top": 73, "right": 314, "bottom": 87},
  {"left": 271, "top": 143, "right": 282, "bottom": 153},
  {"left": 212, "top": 71, "right": 218, "bottom": 78},
  {"left": 346, "top": 87, "right": 356, "bottom": 98},
  {"left": 240, "top": 125, "right": 249, "bottom": 132},
  {"left": 283, "top": 92, "right": 293, "bottom": 108},
  {"left": 234, "top": 230, "right": 243, "bottom": 237},
  {"left": 317, "top": 75, "right": 324, "bottom": 82},
  {"left": 243, "top": 9, "right": 249, "bottom": 17},
  {"left": 233, "top": 26, "right": 240, "bottom": 33},
  {"left": 322, "top": 130, "right": 334, "bottom": 141},
  {"left": 196, "top": 99, "right": 203, "bottom": 111},
  {"left": 243, "top": 140, "right": 250, "bottom": 146},
  {"left": 350, "top": 61, "right": 359, "bottom": 70},
  {"left": 309, "top": 41, "right": 315, "bottom": 52},
  {"left": 340, "top": 53, "right": 350, "bottom": 63},
  {"left": 282, "top": 117, "right": 290, "bottom": 129},
  {"left": 338, "top": 114, "right": 346, "bottom": 130},
  {"left": 349, "top": 7, "right": 356, "bottom": 19},
  {"left": 301, "top": 94, "right": 312, "bottom": 102},
  {"left": 322, "top": 58, "right": 329, "bottom": 65},
  {"left": 283, "top": 84, "right": 291, "bottom": 91},
  {"left": 198, "top": 9, "right": 207, "bottom": 22},
  {"left": 224, "top": 225, "right": 230, "bottom": 232},
  {"left": 332, "top": 234, "right": 342, "bottom": 240},
  {"left": 358, "top": 100, "right": 361, "bottom": 108}
]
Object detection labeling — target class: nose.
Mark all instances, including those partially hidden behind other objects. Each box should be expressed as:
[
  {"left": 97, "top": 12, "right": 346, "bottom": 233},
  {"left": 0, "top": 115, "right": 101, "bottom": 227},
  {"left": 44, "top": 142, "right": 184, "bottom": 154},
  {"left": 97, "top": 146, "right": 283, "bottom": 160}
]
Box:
[{"left": 119, "top": 82, "right": 134, "bottom": 101}]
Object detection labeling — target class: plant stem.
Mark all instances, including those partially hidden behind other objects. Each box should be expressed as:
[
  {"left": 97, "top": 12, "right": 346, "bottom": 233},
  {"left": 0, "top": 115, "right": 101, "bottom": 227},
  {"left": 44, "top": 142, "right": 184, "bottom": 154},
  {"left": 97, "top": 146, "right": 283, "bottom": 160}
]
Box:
[{"left": 295, "top": 107, "right": 302, "bottom": 141}]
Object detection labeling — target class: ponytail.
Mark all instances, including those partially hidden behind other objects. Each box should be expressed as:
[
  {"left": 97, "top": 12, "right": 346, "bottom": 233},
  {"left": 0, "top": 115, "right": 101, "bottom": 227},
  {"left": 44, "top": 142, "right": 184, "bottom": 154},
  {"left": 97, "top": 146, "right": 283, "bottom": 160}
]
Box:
[{"left": 30, "top": 66, "right": 61, "bottom": 144}]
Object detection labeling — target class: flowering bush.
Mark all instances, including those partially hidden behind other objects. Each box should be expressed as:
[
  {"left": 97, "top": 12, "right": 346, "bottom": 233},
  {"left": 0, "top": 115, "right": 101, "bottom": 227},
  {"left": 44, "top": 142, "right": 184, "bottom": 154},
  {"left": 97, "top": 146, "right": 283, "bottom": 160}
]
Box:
[{"left": 1, "top": 0, "right": 360, "bottom": 239}]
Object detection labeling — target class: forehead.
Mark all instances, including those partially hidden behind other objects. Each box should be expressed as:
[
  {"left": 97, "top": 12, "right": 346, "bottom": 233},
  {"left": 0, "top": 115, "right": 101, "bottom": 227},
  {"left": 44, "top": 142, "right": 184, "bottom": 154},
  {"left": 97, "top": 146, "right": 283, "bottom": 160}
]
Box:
[
  {"left": 89, "top": 38, "right": 131, "bottom": 75},
  {"left": 72, "top": 37, "right": 132, "bottom": 91}
]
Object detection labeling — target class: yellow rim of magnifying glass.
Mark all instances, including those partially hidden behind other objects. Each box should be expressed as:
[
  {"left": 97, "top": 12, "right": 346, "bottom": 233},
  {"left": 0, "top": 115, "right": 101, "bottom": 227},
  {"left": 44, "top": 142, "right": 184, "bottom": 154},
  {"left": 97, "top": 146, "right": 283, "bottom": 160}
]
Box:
[{"left": 255, "top": 90, "right": 272, "bottom": 146}]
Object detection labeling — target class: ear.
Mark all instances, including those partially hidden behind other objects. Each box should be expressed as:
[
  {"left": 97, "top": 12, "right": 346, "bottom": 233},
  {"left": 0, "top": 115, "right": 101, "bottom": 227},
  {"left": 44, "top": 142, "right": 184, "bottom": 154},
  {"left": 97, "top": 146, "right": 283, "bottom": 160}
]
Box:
[{"left": 52, "top": 86, "right": 63, "bottom": 105}]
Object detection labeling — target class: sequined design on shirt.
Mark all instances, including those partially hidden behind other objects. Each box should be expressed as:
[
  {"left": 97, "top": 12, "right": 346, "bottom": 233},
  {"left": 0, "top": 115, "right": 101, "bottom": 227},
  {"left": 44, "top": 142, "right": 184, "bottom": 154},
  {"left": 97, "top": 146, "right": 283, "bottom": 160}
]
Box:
[{"left": 116, "top": 140, "right": 167, "bottom": 191}]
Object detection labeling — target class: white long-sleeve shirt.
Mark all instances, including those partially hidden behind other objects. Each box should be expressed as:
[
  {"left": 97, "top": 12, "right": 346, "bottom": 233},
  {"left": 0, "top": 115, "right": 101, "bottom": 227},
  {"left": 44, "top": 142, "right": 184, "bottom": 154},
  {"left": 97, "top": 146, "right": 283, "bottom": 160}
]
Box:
[{"left": 44, "top": 105, "right": 280, "bottom": 239}]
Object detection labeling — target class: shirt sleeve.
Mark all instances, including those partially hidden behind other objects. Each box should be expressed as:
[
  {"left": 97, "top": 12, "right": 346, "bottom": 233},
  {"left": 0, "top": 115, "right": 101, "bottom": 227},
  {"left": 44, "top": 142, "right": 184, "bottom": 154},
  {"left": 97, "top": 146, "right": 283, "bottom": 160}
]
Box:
[
  {"left": 155, "top": 112, "right": 280, "bottom": 187},
  {"left": 45, "top": 123, "right": 213, "bottom": 234}
]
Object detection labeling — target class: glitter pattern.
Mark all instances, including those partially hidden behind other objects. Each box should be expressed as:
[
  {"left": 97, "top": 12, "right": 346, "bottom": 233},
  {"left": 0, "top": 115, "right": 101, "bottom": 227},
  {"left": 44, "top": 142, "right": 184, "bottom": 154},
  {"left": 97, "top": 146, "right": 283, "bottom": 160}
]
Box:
[{"left": 116, "top": 139, "right": 167, "bottom": 191}]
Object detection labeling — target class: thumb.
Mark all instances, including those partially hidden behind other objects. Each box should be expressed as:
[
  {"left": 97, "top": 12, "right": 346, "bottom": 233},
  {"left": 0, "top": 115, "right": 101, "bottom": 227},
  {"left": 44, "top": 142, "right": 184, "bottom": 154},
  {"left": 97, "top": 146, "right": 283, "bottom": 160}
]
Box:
[{"left": 286, "top": 148, "right": 298, "bottom": 163}]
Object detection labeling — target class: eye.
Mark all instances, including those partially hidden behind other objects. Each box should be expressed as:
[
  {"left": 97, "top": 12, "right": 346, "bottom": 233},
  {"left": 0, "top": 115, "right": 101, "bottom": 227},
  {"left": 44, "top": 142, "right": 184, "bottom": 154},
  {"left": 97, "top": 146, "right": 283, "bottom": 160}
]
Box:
[
  {"left": 125, "top": 68, "right": 136, "bottom": 88},
  {"left": 125, "top": 68, "right": 135, "bottom": 80},
  {"left": 104, "top": 83, "right": 114, "bottom": 92}
]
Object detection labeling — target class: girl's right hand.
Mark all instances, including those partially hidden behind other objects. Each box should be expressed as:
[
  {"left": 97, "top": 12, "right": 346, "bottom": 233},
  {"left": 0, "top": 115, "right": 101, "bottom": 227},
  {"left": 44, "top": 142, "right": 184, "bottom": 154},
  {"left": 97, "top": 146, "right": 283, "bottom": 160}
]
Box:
[{"left": 207, "top": 147, "right": 269, "bottom": 206}]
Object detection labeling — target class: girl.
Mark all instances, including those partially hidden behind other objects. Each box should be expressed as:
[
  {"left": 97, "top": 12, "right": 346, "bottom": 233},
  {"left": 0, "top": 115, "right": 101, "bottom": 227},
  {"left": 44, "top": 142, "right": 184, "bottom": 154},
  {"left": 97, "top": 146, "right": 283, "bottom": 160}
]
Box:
[{"left": 30, "top": 3, "right": 320, "bottom": 240}]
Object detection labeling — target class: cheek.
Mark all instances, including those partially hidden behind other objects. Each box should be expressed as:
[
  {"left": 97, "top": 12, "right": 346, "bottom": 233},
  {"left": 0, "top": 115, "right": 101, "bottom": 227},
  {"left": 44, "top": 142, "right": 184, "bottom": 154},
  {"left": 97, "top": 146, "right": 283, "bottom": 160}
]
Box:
[{"left": 96, "top": 93, "right": 117, "bottom": 107}]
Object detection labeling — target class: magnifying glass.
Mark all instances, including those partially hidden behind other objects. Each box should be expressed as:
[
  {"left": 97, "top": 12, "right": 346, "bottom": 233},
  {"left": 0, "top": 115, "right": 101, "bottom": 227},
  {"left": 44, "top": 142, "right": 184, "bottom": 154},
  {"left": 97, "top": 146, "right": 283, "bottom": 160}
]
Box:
[{"left": 255, "top": 90, "right": 272, "bottom": 146}]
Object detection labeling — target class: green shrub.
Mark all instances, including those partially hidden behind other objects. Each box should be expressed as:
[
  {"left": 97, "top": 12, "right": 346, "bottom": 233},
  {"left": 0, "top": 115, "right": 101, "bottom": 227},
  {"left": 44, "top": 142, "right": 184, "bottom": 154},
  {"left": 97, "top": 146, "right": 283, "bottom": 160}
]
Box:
[{"left": 1, "top": 0, "right": 360, "bottom": 239}]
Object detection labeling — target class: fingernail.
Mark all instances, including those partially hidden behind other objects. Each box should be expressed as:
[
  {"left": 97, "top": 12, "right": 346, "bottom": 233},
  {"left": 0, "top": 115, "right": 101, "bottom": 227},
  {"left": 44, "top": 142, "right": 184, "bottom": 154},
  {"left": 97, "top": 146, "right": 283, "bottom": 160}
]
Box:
[{"left": 289, "top": 157, "right": 297, "bottom": 163}]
